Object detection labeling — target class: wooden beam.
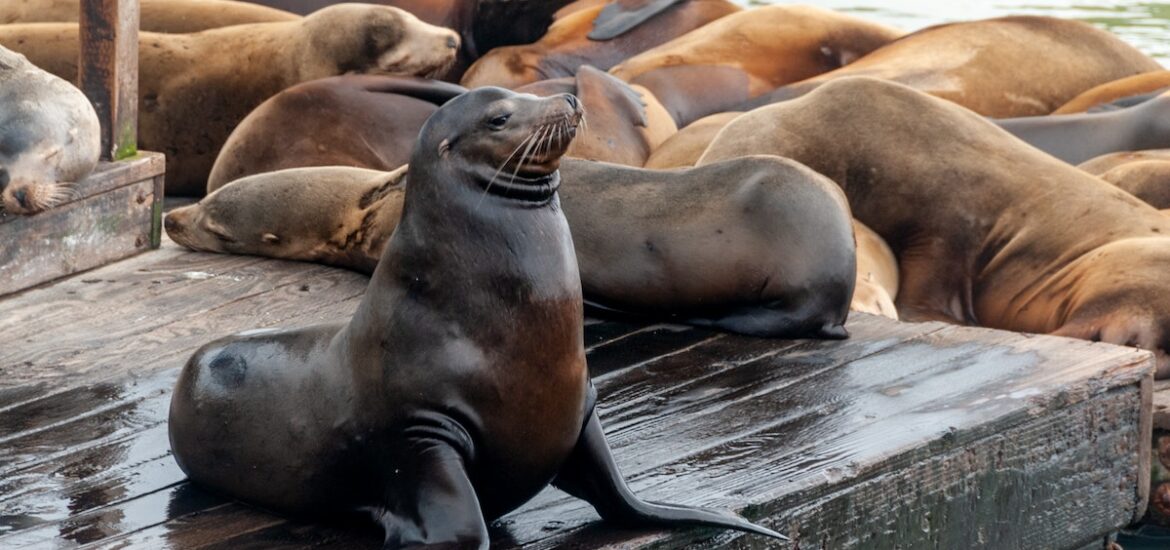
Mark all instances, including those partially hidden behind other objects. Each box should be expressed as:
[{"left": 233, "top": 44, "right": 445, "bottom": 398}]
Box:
[{"left": 79, "top": 0, "right": 140, "bottom": 161}]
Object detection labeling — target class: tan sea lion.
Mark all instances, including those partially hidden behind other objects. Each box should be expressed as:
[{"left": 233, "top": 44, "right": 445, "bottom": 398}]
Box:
[
  {"left": 1054, "top": 70, "right": 1170, "bottom": 114},
  {"left": 700, "top": 76, "right": 1170, "bottom": 377},
  {"left": 0, "top": 45, "right": 99, "bottom": 215},
  {"left": 0, "top": 0, "right": 298, "bottom": 33},
  {"left": 459, "top": 0, "right": 740, "bottom": 89},
  {"left": 167, "top": 86, "right": 783, "bottom": 548},
  {"left": 207, "top": 76, "right": 466, "bottom": 192},
  {"left": 995, "top": 92, "right": 1170, "bottom": 164},
  {"left": 643, "top": 111, "right": 738, "bottom": 169},
  {"left": 610, "top": 4, "right": 902, "bottom": 126},
  {"left": 852, "top": 220, "right": 899, "bottom": 320},
  {"left": 169, "top": 155, "right": 858, "bottom": 339},
  {"left": 738, "top": 16, "right": 1163, "bottom": 117},
  {"left": 0, "top": 4, "right": 460, "bottom": 196},
  {"left": 1079, "top": 150, "right": 1170, "bottom": 209}
]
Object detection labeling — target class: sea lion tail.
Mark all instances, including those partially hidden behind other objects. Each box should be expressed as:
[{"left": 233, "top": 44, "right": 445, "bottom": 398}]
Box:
[{"left": 553, "top": 412, "right": 788, "bottom": 541}]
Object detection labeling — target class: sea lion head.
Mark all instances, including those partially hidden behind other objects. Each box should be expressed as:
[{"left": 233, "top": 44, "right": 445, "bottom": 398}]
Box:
[
  {"left": 412, "top": 86, "right": 584, "bottom": 203},
  {"left": 301, "top": 3, "right": 461, "bottom": 79}
]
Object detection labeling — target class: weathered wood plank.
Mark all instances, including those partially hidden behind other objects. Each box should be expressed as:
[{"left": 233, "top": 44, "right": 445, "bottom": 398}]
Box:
[{"left": 79, "top": 0, "right": 139, "bottom": 160}]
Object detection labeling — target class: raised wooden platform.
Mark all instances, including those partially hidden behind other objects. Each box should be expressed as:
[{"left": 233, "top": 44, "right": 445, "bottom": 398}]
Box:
[
  {"left": 0, "top": 239, "right": 1154, "bottom": 549},
  {"left": 0, "top": 152, "right": 165, "bottom": 297}
]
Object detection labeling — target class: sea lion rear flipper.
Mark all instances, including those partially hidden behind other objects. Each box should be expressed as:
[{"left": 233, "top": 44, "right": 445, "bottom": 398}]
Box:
[
  {"left": 588, "top": 0, "right": 685, "bottom": 41},
  {"left": 374, "top": 439, "right": 489, "bottom": 549},
  {"left": 551, "top": 411, "right": 788, "bottom": 541}
]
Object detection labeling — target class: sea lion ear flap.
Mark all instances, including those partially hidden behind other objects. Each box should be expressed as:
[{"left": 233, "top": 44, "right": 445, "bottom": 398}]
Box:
[
  {"left": 574, "top": 65, "right": 648, "bottom": 128},
  {"left": 588, "top": 0, "right": 686, "bottom": 41},
  {"left": 262, "top": 233, "right": 281, "bottom": 244}
]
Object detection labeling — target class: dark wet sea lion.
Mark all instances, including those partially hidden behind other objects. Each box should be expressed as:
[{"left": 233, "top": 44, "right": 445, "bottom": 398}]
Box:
[
  {"left": 0, "top": 4, "right": 460, "bottom": 196},
  {"left": 0, "top": 0, "right": 298, "bottom": 33},
  {"left": 1054, "top": 70, "right": 1170, "bottom": 114},
  {"left": 460, "top": 0, "right": 739, "bottom": 89},
  {"left": 700, "top": 76, "right": 1170, "bottom": 377},
  {"left": 207, "top": 75, "right": 466, "bottom": 192},
  {"left": 0, "top": 45, "right": 99, "bottom": 215},
  {"left": 168, "top": 155, "right": 858, "bottom": 339},
  {"left": 1079, "top": 150, "right": 1170, "bottom": 209},
  {"left": 610, "top": 4, "right": 902, "bottom": 126},
  {"left": 737, "top": 16, "right": 1162, "bottom": 117},
  {"left": 168, "top": 87, "right": 784, "bottom": 547},
  {"left": 995, "top": 92, "right": 1170, "bottom": 165}
]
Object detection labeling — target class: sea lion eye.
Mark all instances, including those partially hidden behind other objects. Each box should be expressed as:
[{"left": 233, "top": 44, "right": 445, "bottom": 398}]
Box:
[{"left": 487, "top": 114, "right": 511, "bottom": 129}]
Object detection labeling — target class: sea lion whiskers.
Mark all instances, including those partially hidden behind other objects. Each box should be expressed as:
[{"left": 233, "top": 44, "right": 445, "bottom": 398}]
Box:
[{"left": 476, "top": 127, "right": 543, "bottom": 209}]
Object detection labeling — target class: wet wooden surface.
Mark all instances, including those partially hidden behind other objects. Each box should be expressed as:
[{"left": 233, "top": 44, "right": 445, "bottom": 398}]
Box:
[{"left": 0, "top": 238, "right": 1155, "bottom": 549}]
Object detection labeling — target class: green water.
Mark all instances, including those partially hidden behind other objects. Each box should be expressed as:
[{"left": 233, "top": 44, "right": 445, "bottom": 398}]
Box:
[{"left": 738, "top": 0, "right": 1170, "bottom": 64}]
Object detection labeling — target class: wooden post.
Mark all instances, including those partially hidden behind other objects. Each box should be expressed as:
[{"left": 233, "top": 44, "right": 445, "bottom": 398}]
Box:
[{"left": 79, "top": 0, "right": 139, "bottom": 161}]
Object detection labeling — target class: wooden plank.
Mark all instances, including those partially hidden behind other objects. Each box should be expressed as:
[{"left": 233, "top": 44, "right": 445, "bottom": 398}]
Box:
[{"left": 79, "top": 0, "right": 139, "bottom": 160}]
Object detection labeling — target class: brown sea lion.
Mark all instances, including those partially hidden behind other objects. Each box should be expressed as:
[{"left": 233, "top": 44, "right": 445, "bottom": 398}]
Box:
[
  {"left": 168, "top": 86, "right": 783, "bottom": 548},
  {"left": 610, "top": 5, "right": 902, "bottom": 126},
  {"left": 0, "top": 0, "right": 298, "bottom": 33},
  {"left": 207, "top": 67, "right": 673, "bottom": 191},
  {"left": 995, "top": 92, "right": 1170, "bottom": 164},
  {"left": 0, "top": 45, "right": 99, "bottom": 215},
  {"left": 207, "top": 76, "right": 466, "bottom": 192},
  {"left": 852, "top": 220, "right": 899, "bottom": 320},
  {"left": 460, "top": 0, "right": 740, "bottom": 89},
  {"left": 0, "top": 4, "right": 460, "bottom": 196},
  {"left": 643, "top": 111, "right": 738, "bottom": 169},
  {"left": 1054, "top": 70, "right": 1170, "bottom": 114},
  {"left": 700, "top": 76, "right": 1170, "bottom": 377},
  {"left": 169, "top": 155, "right": 857, "bottom": 339},
  {"left": 1078, "top": 150, "right": 1170, "bottom": 209},
  {"left": 737, "top": 16, "right": 1162, "bottom": 117}
]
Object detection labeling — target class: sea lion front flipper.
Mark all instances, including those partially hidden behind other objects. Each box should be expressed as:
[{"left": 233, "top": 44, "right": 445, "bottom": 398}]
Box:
[
  {"left": 551, "top": 411, "right": 788, "bottom": 541},
  {"left": 588, "top": 0, "right": 686, "bottom": 41},
  {"left": 374, "top": 438, "right": 489, "bottom": 550}
]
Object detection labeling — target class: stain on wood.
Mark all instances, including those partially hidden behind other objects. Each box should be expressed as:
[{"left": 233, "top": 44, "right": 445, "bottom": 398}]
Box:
[{"left": 0, "top": 240, "right": 1155, "bottom": 549}]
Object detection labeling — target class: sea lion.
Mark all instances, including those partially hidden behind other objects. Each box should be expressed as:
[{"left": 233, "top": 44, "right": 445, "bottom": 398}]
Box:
[
  {"left": 207, "top": 76, "right": 466, "bottom": 192},
  {"left": 0, "top": 4, "right": 461, "bottom": 196},
  {"left": 0, "top": 45, "right": 99, "bottom": 215},
  {"left": 643, "top": 111, "right": 738, "bottom": 169},
  {"left": 852, "top": 220, "right": 899, "bottom": 320},
  {"left": 169, "top": 155, "right": 858, "bottom": 339},
  {"left": 1079, "top": 150, "right": 1170, "bottom": 209},
  {"left": 737, "top": 16, "right": 1162, "bottom": 118},
  {"left": 1054, "top": 70, "right": 1170, "bottom": 114},
  {"left": 995, "top": 92, "right": 1170, "bottom": 165},
  {"left": 0, "top": 0, "right": 298, "bottom": 33},
  {"left": 168, "top": 86, "right": 783, "bottom": 548},
  {"left": 460, "top": 0, "right": 740, "bottom": 89},
  {"left": 207, "top": 66, "right": 673, "bottom": 191},
  {"left": 516, "top": 66, "right": 677, "bottom": 167},
  {"left": 700, "top": 76, "right": 1170, "bottom": 377},
  {"left": 610, "top": 5, "right": 902, "bottom": 126}
]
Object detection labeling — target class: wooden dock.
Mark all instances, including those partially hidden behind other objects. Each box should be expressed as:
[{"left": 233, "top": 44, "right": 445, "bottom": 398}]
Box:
[{"left": 0, "top": 238, "right": 1155, "bottom": 549}]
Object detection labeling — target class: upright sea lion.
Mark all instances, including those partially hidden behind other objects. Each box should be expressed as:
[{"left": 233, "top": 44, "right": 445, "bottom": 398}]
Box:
[
  {"left": 1079, "top": 150, "right": 1170, "bottom": 209},
  {"left": 168, "top": 86, "right": 783, "bottom": 548},
  {"left": 737, "top": 16, "right": 1162, "bottom": 117},
  {"left": 852, "top": 220, "right": 899, "bottom": 320},
  {"left": 700, "top": 76, "right": 1170, "bottom": 377},
  {"left": 643, "top": 111, "right": 738, "bottom": 169},
  {"left": 0, "top": 0, "right": 298, "bottom": 33},
  {"left": 207, "top": 76, "right": 466, "bottom": 192},
  {"left": 169, "top": 156, "right": 858, "bottom": 339},
  {"left": 460, "top": 0, "right": 739, "bottom": 89},
  {"left": 995, "top": 92, "right": 1170, "bottom": 165},
  {"left": 610, "top": 5, "right": 902, "bottom": 126},
  {"left": 0, "top": 45, "right": 99, "bottom": 215},
  {"left": 0, "top": 4, "right": 460, "bottom": 196},
  {"left": 1054, "top": 70, "right": 1170, "bottom": 114}
]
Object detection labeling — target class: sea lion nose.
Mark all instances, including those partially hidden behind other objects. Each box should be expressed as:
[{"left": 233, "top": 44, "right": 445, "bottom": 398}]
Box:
[
  {"left": 0, "top": 168, "right": 8, "bottom": 192},
  {"left": 446, "top": 34, "right": 459, "bottom": 50},
  {"left": 564, "top": 94, "right": 581, "bottom": 111},
  {"left": 164, "top": 214, "right": 181, "bottom": 233},
  {"left": 12, "top": 188, "right": 27, "bottom": 208}
]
